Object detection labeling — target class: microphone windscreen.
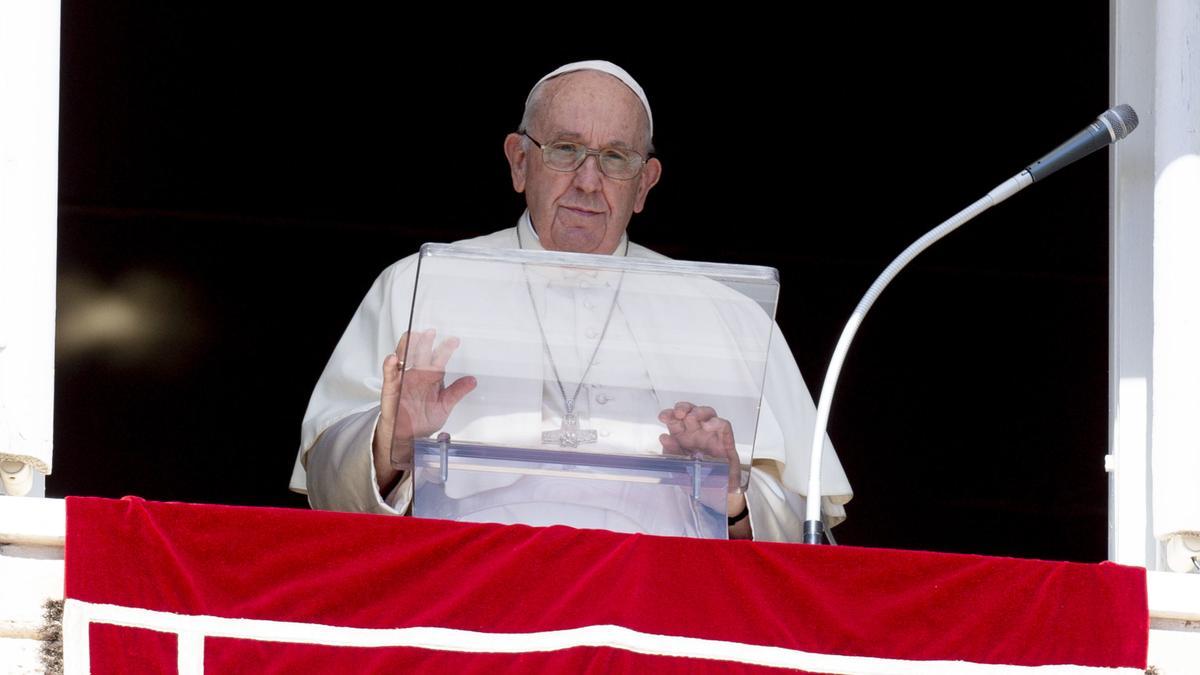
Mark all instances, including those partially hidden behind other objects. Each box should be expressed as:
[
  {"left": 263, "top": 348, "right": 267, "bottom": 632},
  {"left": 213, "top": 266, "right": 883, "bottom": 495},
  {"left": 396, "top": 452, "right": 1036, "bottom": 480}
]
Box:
[{"left": 1102, "top": 104, "right": 1139, "bottom": 140}]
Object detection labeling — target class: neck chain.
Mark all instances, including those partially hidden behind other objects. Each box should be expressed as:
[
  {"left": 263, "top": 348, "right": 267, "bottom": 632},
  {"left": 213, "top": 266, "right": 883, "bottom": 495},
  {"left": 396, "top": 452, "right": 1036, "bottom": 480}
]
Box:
[{"left": 524, "top": 271, "right": 624, "bottom": 447}]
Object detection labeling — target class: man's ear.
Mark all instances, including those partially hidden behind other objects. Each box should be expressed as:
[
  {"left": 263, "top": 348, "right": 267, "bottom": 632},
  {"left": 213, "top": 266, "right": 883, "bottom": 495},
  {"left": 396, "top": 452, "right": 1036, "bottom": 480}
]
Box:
[
  {"left": 633, "top": 157, "right": 662, "bottom": 213},
  {"left": 503, "top": 133, "right": 528, "bottom": 193}
]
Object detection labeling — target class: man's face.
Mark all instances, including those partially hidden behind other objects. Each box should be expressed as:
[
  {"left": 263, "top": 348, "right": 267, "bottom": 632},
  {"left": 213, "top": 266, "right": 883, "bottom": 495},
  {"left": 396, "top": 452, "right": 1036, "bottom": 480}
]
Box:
[{"left": 503, "top": 71, "right": 662, "bottom": 254}]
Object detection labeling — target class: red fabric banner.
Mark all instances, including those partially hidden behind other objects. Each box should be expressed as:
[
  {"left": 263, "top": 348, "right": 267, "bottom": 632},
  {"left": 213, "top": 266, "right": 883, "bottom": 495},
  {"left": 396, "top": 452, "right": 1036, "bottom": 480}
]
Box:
[{"left": 64, "top": 496, "right": 1147, "bottom": 673}]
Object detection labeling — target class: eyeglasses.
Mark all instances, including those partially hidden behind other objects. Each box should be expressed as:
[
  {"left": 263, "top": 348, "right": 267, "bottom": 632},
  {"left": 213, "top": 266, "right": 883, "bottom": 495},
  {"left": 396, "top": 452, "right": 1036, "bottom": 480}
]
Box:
[{"left": 520, "top": 131, "right": 649, "bottom": 181}]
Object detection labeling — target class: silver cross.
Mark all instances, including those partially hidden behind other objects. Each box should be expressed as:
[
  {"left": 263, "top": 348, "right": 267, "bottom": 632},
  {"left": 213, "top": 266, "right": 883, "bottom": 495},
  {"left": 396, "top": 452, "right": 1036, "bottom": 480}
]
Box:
[{"left": 542, "top": 411, "right": 597, "bottom": 447}]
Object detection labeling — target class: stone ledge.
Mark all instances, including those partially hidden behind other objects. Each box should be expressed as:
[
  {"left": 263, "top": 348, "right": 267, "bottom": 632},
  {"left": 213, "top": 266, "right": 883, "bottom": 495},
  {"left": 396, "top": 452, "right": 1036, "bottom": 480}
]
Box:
[
  {"left": 0, "top": 636, "right": 47, "bottom": 675},
  {"left": 0, "top": 497, "right": 64, "bottom": 547},
  {"left": 0, "top": 549, "right": 62, "bottom": 639}
]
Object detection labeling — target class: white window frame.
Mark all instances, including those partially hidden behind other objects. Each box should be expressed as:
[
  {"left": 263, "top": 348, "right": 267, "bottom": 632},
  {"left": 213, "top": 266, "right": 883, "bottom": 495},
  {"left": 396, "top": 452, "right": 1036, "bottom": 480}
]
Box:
[{"left": 1109, "top": 0, "right": 1200, "bottom": 639}]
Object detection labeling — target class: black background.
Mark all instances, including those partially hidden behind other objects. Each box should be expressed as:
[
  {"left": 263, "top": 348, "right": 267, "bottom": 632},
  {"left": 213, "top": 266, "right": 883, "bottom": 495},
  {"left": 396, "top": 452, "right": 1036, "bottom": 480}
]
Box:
[{"left": 53, "top": 5, "right": 1110, "bottom": 561}]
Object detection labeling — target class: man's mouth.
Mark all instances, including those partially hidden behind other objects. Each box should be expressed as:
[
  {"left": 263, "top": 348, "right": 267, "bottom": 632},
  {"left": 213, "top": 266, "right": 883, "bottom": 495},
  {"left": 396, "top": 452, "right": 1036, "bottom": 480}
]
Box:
[{"left": 561, "top": 205, "right": 603, "bottom": 217}]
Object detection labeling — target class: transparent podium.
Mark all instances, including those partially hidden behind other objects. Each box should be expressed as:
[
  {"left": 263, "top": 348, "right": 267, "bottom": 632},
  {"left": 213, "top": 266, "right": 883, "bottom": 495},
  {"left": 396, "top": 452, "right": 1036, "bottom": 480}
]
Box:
[{"left": 393, "top": 244, "right": 780, "bottom": 540}]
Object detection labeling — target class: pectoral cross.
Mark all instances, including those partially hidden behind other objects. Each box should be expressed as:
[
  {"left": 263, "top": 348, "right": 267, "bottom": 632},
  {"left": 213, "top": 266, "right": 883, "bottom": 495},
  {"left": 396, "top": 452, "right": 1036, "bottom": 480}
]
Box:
[{"left": 542, "top": 402, "right": 597, "bottom": 447}]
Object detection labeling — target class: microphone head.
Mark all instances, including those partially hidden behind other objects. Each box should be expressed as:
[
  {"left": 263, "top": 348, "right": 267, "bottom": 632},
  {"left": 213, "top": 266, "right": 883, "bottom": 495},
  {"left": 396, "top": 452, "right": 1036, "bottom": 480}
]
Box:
[{"left": 1101, "top": 104, "right": 1139, "bottom": 140}]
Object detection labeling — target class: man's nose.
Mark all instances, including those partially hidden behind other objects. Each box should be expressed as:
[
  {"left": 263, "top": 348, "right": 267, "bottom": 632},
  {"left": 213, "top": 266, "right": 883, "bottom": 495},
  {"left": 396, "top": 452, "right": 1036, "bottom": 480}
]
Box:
[{"left": 572, "top": 153, "right": 604, "bottom": 192}]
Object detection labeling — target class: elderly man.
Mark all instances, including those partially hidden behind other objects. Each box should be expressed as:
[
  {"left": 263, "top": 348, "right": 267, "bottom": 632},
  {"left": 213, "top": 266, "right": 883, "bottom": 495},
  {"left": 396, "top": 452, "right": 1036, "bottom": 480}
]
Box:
[{"left": 291, "top": 60, "right": 852, "bottom": 541}]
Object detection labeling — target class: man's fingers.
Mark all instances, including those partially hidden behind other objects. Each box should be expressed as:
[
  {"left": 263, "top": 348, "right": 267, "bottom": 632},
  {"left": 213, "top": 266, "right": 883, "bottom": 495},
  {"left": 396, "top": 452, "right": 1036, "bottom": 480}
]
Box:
[
  {"left": 374, "top": 352, "right": 405, "bottom": 463},
  {"left": 380, "top": 354, "right": 403, "bottom": 413},
  {"left": 659, "top": 433, "right": 683, "bottom": 454},
  {"left": 383, "top": 353, "right": 401, "bottom": 380},
  {"left": 658, "top": 408, "right": 685, "bottom": 430},
  {"left": 430, "top": 335, "right": 461, "bottom": 371},
  {"left": 402, "top": 329, "right": 433, "bottom": 369},
  {"left": 672, "top": 401, "right": 695, "bottom": 419},
  {"left": 660, "top": 402, "right": 738, "bottom": 462},
  {"left": 394, "top": 333, "right": 410, "bottom": 360},
  {"left": 440, "top": 375, "right": 477, "bottom": 411},
  {"left": 414, "top": 329, "right": 437, "bottom": 368},
  {"left": 398, "top": 330, "right": 462, "bottom": 371}
]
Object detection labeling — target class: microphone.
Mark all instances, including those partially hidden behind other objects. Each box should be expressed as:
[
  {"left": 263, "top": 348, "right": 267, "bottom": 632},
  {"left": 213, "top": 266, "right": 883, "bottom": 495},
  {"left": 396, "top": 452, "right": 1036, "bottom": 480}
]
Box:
[
  {"left": 802, "top": 104, "right": 1140, "bottom": 544},
  {"left": 1025, "top": 104, "right": 1139, "bottom": 182}
]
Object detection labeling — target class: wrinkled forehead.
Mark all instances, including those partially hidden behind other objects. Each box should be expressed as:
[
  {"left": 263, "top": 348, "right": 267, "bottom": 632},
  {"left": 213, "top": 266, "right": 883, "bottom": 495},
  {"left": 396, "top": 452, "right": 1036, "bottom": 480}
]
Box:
[
  {"left": 526, "top": 60, "right": 653, "bottom": 134},
  {"left": 534, "top": 71, "right": 651, "bottom": 147}
]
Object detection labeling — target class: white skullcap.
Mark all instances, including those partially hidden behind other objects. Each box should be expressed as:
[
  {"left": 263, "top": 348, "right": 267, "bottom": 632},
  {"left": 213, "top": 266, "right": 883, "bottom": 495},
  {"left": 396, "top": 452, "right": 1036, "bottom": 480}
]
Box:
[{"left": 525, "top": 60, "right": 653, "bottom": 137}]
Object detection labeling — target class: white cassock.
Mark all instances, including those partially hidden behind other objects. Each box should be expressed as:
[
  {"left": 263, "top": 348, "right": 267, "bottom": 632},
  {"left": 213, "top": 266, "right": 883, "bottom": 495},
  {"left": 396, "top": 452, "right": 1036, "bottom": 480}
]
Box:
[{"left": 291, "top": 212, "right": 853, "bottom": 542}]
